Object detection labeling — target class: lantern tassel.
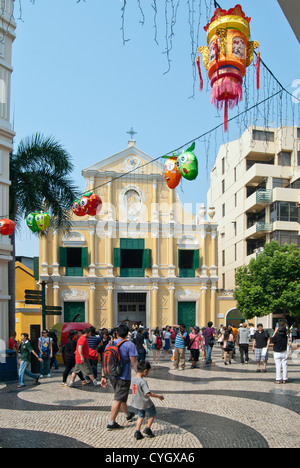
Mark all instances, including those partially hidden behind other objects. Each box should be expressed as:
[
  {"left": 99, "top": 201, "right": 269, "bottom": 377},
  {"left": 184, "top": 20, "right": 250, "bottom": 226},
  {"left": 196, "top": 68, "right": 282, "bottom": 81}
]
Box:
[
  {"left": 224, "top": 100, "right": 229, "bottom": 132},
  {"left": 256, "top": 51, "right": 261, "bottom": 90},
  {"left": 197, "top": 56, "right": 204, "bottom": 92}
]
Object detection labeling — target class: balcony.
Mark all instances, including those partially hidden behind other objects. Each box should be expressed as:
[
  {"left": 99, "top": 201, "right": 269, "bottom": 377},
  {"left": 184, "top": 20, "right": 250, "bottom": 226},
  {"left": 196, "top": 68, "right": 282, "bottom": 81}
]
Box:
[
  {"left": 245, "top": 189, "right": 273, "bottom": 212},
  {"left": 256, "top": 222, "right": 273, "bottom": 233},
  {"left": 256, "top": 189, "right": 273, "bottom": 204},
  {"left": 245, "top": 222, "right": 273, "bottom": 239}
]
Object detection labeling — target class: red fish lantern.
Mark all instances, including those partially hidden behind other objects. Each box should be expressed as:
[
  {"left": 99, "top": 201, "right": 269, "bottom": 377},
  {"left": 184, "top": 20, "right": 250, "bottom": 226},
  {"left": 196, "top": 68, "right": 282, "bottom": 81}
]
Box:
[
  {"left": 72, "top": 200, "right": 88, "bottom": 217},
  {"left": 0, "top": 218, "right": 15, "bottom": 236},
  {"left": 73, "top": 192, "right": 102, "bottom": 218},
  {"left": 80, "top": 192, "right": 102, "bottom": 216},
  {"left": 163, "top": 154, "right": 182, "bottom": 189},
  {"left": 198, "top": 4, "right": 259, "bottom": 131}
]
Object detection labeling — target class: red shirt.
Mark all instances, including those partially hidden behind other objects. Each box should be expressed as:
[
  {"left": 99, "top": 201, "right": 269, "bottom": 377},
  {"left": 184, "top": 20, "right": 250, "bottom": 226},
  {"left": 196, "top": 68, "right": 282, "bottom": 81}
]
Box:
[{"left": 75, "top": 335, "right": 89, "bottom": 364}]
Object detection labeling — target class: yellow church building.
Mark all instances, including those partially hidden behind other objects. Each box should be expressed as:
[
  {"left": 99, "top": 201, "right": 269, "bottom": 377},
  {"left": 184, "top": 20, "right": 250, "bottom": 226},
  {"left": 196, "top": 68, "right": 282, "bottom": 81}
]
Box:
[{"left": 38, "top": 140, "right": 236, "bottom": 331}]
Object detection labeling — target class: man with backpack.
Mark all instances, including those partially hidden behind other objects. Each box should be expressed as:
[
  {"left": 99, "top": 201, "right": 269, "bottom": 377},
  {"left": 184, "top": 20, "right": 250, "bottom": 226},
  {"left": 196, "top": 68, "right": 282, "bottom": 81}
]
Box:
[
  {"left": 101, "top": 324, "right": 138, "bottom": 431},
  {"left": 172, "top": 324, "right": 188, "bottom": 371},
  {"left": 203, "top": 322, "right": 216, "bottom": 365}
]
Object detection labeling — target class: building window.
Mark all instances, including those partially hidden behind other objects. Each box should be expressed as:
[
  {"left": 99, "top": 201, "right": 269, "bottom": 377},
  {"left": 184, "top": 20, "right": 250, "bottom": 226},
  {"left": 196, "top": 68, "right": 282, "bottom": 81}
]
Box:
[
  {"left": 246, "top": 237, "right": 266, "bottom": 256},
  {"left": 270, "top": 230, "right": 300, "bottom": 247},
  {"left": 233, "top": 221, "right": 237, "bottom": 237},
  {"left": 270, "top": 202, "right": 299, "bottom": 223},
  {"left": 222, "top": 157, "right": 225, "bottom": 175},
  {"left": 234, "top": 167, "right": 237, "bottom": 182},
  {"left": 59, "top": 247, "right": 88, "bottom": 276},
  {"left": 114, "top": 239, "right": 152, "bottom": 277},
  {"left": 289, "top": 178, "right": 300, "bottom": 189},
  {"left": 247, "top": 210, "right": 265, "bottom": 229},
  {"left": 178, "top": 250, "right": 200, "bottom": 278},
  {"left": 222, "top": 203, "right": 225, "bottom": 217},
  {"left": 252, "top": 129, "right": 274, "bottom": 142},
  {"left": 222, "top": 179, "right": 225, "bottom": 194},
  {"left": 273, "top": 178, "right": 290, "bottom": 189},
  {"left": 222, "top": 250, "right": 225, "bottom": 267},
  {"left": 278, "top": 151, "right": 291, "bottom": 167}
]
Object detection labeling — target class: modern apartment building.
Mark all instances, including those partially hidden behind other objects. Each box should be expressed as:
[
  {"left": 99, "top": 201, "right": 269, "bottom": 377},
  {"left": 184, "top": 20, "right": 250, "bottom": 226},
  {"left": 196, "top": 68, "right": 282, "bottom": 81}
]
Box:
[
  {"left": 0, "top": 0, "right": 16, "bottom": 346},
  {"left": 208, "top": 125, "right": 300, "bottom": 292}
]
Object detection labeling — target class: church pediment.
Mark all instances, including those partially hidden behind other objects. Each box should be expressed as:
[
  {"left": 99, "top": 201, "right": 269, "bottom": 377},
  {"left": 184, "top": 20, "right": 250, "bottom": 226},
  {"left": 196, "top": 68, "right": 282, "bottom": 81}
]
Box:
[{"left": 82, "top": 145, "right": 163, "bottom": 177}]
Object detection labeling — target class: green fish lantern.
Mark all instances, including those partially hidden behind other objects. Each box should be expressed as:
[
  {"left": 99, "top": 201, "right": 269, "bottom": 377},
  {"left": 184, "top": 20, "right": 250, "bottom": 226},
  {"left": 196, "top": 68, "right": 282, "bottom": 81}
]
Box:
[
  {"left": 176, "top": 142, "right": 198, "bottom": 181},
  {"left": 35, "top": 212, "right": 51, "bottom": 232},
  {"left": 26, "top": 212, "right": 39, "bottom": 233},
  {"left": 26, "top": 211, "right": 51, "bottom": 233}
]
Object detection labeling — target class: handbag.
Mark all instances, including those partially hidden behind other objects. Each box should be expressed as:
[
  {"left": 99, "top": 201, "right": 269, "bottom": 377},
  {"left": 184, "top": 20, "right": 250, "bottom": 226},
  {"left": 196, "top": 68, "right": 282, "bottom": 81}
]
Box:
[{"left": 226, "top": 341, "right": 235, "bottom": 350}]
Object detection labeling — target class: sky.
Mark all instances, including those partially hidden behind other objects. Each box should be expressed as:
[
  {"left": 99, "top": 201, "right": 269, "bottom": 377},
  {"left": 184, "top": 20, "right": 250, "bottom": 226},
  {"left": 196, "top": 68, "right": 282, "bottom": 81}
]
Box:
[{"left": 11, "top": 0, "right": 300, "bottom": 257}]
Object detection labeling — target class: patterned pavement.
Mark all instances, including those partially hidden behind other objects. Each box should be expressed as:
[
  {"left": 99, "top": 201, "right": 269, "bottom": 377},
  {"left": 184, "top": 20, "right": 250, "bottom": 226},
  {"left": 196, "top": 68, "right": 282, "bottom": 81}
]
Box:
[{"left": 0, "top": 347, "right": 300, "bottom": 449}]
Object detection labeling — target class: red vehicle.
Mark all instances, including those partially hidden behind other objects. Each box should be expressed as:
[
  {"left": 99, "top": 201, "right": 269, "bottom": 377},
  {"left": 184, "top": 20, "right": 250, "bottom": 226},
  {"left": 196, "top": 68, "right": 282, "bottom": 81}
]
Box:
[{"left": 51, "top": 317, "right": 92, "bottom": 365}]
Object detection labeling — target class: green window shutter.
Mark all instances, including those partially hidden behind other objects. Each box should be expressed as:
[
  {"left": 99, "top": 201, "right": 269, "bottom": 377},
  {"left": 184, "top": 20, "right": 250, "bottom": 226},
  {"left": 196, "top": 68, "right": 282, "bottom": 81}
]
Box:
[
  {"left": 193, "top": 250, "right": 200, "bottom": 269},
  {"left": 33, "top": 257, "right": 39, "bottom": 281},
  {"left": 59, "top": 247, "right": 67, "bottom": 267},
  {"left": 142, "top": 249, "right": 152, "bottom": 269},
  {"left": 114, "top": 248, "right": 121, "bottom": 267},
  {"left": 120, "top": 239, "right": 145, "bottom": 250},
  {"left": 178, "top": 250, "right": 182, "bottom": 269},
  {"left": 81, "top": 247, "right": 89, "bottom": 268}
]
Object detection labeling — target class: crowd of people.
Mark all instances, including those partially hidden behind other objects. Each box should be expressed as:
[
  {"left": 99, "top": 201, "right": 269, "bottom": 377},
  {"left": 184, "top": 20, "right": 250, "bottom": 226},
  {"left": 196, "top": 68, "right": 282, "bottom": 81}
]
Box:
[{"left": 9, "top": 319, "right": 297, "bottom": 440}]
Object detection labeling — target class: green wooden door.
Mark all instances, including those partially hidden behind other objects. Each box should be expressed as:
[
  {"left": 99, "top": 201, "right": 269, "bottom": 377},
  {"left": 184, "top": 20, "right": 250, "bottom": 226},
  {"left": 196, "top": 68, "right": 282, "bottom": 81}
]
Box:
[
  {"left": 178, "top": 302, "right": 196, "bottom": 330},
  {"left": 64, "top": 302, "right": 85, "bottom": 322}
]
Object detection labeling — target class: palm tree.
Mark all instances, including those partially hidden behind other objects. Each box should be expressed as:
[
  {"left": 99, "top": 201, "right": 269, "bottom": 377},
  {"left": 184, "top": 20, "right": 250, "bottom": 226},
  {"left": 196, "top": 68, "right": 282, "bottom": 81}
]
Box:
[{"left": 8, "top": 133, "right": 79, "bottom": 335}]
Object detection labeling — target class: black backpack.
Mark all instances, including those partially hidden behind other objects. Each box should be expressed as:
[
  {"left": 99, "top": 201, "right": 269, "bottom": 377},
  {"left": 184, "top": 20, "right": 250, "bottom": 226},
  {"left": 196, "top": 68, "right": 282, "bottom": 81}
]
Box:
[{"left": 184, "top": 333, "right": 191, "bottom": 348}]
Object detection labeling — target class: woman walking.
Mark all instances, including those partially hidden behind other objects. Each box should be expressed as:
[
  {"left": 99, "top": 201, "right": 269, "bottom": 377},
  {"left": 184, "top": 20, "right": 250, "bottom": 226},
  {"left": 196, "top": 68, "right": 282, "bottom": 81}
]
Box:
[
  {"left": 221, "top": 328, "right": 235, "bottom": 365},
  {"left": 189, "top": 327, "right": 202, "bottom": 369},
  {"left": 61, "top": 330, "right": 86, "bottom": 387},
  {"left": 163, "top": 326, "right": 172, "bottom": 358},
  {"left": 271, "top": 326, "right": 289, "bottom": 384}
]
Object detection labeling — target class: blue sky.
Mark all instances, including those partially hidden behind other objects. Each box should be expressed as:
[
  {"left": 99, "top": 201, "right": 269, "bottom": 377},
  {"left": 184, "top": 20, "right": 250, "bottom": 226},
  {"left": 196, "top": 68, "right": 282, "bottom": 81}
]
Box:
[{"left": 12, "top": 0, "right": 300, "bottom": 257}]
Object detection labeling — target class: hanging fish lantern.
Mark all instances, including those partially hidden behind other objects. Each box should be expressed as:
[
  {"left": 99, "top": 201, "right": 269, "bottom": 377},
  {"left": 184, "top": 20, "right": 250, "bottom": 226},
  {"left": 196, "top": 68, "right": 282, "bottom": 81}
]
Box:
[
  {"left": 80, "top": 192, "right": 102, "bottom": 216},
  {"left": 0, "top": 218, "right": 15, "bottom": 236},
  {"left": 176, "top": 143, "right": 198, "bottom": 181},
  {"left": 163, "top": 153, "right": 182, "bottom": 189},
  {"left": 26, "top": 212, "right": 40, "bottom": 233},
  {"left": 197, "top": 4, "right": 260, "bottom": 131},
  {"left": 72, "top": 199, "right": 88, "bottom": 217},
  {"left": 35, "top": 212, "right": 51, "bottom": 232}
]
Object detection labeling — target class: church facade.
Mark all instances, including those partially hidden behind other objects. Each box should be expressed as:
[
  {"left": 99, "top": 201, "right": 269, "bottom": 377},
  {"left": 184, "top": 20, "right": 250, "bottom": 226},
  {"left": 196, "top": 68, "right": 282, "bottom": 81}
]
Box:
[{"left": 39, "top": 141, "right": 235, "bottom": 331}]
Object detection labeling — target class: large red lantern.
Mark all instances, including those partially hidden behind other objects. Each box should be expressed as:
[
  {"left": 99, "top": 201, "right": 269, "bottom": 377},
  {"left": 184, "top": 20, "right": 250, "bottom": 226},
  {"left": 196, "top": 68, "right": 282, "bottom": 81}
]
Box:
[
  {"left": 0, "top": 219, "right": 15, "bottom": 236},
  {"left": 198, "top": 4, "right": 259, "bottom": 131}
]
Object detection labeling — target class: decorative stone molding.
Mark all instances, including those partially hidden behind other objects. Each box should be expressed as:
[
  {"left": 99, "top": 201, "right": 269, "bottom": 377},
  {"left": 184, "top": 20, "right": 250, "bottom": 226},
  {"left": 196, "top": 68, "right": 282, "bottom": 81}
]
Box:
[
  {"left": 119, "top": 185, "right": 146, "bottom": 222},
  {"left": 177, "top": 235, "right": 199, "bottom": 250},
  {"left": 60, "top": 289, "right": 89, "bottom": 300},
  {"left": 62, "top": 231, "right": 86, "bottom": 247},
  {"left": 175, "top": 289, "right": 201, "bottom": 300}
]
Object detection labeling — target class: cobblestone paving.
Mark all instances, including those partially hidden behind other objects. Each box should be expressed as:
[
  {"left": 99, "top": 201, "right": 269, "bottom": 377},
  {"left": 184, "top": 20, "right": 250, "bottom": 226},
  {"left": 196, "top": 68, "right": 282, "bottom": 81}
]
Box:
[{"left": 0, "top": 348, "right": 300, "bottom": 448}]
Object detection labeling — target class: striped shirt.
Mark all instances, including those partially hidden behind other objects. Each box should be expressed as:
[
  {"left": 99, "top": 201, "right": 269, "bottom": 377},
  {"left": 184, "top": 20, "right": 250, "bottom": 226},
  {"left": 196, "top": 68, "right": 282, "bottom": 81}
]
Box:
[
  {"left": 175, "top": 330, "right": 187, "bottom": 349},
  {"left": 87, "top": 335, "right": 101, "bottom": 350}
]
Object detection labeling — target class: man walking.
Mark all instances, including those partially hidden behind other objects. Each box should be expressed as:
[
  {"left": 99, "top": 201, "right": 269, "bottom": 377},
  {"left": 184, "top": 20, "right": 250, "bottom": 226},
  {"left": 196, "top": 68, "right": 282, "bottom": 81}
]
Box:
[
  {"left": 18, "top": 333, "right": 43, "bottom": 388},
  {"left": 253, "top": 323, "right": 271, "bottom": 373},
  {"left": 101, "top": 324, "right": 138, "bottom": 431},
  {"left": 238, "top": 323, "right": 250, "bottom": 364},
  {"left": 69, "top": 328, "right": 100, "bottom": 387},
  {"left": 203, "top": 322, "right": 216, "bottom": 365},
  {"left": 172, "top": 324, "right": 188, "bottom": 371}
]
